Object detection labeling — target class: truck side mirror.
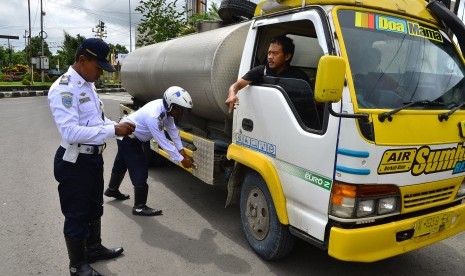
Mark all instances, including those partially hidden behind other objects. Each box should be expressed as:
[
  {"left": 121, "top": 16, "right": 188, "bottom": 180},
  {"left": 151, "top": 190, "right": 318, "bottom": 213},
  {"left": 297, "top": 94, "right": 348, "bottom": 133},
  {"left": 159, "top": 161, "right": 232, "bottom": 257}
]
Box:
[
  {"left": 314, "top": 55, "right": 346, "bottom": 103},
  {"left": 314, "top": 55, "right": 368, "bottom": 120}
]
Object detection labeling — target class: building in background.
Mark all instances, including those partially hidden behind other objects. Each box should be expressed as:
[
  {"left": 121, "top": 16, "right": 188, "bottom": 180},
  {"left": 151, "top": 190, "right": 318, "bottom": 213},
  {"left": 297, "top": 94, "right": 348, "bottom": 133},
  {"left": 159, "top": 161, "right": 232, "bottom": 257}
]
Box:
[{"left": 186, "top": 0, "right": 208, "bottom": 18}]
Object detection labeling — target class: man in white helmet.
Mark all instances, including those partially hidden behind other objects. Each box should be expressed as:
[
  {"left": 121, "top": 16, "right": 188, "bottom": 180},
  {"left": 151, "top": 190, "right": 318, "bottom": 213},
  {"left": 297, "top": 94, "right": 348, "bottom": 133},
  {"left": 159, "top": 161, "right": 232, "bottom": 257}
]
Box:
[{"left": 105, "top": 86, "right": 194, "bottom": 216}]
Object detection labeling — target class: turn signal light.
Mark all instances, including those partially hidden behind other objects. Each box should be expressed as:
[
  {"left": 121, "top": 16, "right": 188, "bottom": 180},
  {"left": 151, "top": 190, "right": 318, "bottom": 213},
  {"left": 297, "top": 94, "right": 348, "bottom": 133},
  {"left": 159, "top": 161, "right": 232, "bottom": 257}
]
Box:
[{"left": 330, "top": 181, "right": 400, "bottom": 220}]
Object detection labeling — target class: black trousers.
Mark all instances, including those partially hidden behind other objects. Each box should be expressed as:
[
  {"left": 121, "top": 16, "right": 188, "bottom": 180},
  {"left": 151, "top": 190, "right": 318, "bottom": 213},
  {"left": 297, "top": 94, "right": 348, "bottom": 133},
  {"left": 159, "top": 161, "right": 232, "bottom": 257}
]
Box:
[
  {"left": 111, "top": 137, "right": 149, "bottom": 188},
  {"left": 54, "top": 146, "right": 104, "bottom": 240}
]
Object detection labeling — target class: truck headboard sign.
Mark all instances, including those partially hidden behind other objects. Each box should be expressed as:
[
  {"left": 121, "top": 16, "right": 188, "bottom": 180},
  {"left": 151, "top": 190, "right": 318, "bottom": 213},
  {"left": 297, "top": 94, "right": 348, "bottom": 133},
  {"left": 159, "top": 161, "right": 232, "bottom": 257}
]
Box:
[
  {"left": 378, "top": 143, "right": 465, "bottom": 176},
  {"left": 355, "top": 12, "right": 443, "bottom": 43}
]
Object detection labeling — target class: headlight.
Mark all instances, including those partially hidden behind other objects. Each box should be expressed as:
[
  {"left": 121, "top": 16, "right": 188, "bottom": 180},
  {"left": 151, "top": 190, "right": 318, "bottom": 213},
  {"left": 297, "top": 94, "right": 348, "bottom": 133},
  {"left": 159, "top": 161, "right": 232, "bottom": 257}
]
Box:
[
  {"left": 456, "top": 183, "right": 465, "bottom": 199},
  {"left": 357, "top": 199, "right": 375, "bottom": 217},
  {"left": 330, "top": 181, "right": 400, "bottom": 220},
  {"left": 378, "top": 197, "right": 397, "bottom": 215}
]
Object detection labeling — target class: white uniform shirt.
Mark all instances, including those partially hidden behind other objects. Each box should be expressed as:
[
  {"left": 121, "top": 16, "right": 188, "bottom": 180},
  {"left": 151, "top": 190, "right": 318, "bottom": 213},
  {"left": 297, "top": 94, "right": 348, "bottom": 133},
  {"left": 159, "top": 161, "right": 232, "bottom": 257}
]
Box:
[
  {"left": 48, "top": 66, "right": 116, "bottom": 145},
  {"left": 124, "top": 100, "right": 184, "bottom": 163}
]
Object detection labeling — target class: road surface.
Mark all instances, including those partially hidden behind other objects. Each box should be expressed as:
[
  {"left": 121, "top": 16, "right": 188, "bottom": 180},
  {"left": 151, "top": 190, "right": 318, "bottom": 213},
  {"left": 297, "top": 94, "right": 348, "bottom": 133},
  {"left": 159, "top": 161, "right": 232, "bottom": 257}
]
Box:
[{"left": 0, "top": 94, "right": 464, "bottom": 275}]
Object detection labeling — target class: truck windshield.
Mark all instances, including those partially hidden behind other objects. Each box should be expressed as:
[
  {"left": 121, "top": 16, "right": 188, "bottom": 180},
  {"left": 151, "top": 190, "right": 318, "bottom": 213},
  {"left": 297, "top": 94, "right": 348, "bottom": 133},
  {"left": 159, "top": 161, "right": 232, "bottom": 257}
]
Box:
[{"left": 337, "top": 9, "right": 465, "bottom": 109}]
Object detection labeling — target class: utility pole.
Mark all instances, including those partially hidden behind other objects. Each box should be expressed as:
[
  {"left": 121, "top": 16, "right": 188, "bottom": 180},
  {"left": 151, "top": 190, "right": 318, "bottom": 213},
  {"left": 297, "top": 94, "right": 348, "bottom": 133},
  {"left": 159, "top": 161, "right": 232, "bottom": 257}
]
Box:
[
  {"left": 129, "top": 0, "right": 132, "bottom": 52},
  {"left": 40, "top": 0, "right": 45, "bottom": 83},
  {"left": 23, "top": 30, "right": 28, "bottom": 48},
  {"left": 28, "top": 0, "right": 33, "bottom": 84},
  {"left": 23, "top": 30, "right": 28, "bottom": 65},
  {"left": 7, "top": 40, "right": 12, "bottom": 66}
]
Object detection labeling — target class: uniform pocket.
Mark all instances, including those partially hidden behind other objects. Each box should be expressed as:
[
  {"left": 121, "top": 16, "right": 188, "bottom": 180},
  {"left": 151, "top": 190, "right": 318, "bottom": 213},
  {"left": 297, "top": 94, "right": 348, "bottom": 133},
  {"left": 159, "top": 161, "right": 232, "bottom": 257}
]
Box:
[{"left": 78, "top": 102, "right": 94, "bottom": 113}]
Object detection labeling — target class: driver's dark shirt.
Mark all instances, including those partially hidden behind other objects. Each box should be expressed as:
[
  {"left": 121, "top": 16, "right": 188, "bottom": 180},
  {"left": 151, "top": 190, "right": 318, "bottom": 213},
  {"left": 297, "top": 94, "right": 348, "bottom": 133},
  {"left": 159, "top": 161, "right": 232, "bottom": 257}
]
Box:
[{"left": 242, "top": 65, "right": 310, "bottom": 84}]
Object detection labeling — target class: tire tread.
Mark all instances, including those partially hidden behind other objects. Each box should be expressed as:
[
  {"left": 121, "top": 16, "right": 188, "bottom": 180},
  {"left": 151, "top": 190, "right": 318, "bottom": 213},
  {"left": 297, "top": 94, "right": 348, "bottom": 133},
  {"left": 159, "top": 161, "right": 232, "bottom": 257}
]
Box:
[{"left": 240, "top": 171, "right": 296, "bottom": 260}]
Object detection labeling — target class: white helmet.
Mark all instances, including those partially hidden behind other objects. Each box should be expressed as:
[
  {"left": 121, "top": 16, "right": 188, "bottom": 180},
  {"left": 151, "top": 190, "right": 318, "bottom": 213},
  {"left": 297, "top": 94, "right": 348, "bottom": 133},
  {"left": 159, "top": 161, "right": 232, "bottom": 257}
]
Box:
[{"left": 163, "top": 86, "right": 193, "bottom": 112}]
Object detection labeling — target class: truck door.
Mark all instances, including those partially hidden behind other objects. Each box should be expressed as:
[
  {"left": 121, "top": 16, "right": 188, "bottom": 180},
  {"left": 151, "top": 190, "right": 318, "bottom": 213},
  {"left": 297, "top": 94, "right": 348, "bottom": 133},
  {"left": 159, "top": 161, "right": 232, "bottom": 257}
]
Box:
[{"left": 235, "top": 9, "right": 339, "bottom": 242}]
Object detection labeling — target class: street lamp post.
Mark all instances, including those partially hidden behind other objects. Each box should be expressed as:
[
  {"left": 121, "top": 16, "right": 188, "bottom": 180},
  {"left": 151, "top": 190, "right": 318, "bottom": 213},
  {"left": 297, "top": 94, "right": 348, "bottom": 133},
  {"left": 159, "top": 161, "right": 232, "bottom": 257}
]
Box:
[
  {"left": 129, "top": 0, "right": 132, "bottom": 52},
  {"left": 7, "top": 40, "right": 12, "bottom": 66},
  {"left": 28, "top": 0, "right": 33, "bottom": 84},
  {"left": 40, "top": 0, "right": 45, "bottom": 83}
]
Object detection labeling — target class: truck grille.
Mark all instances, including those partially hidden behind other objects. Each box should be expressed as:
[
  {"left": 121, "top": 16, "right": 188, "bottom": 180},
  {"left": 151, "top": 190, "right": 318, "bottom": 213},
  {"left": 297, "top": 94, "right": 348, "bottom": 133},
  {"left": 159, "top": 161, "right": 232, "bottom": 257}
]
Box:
[{"left": 403, "top": 185, "right": 455, "bottom": 209}]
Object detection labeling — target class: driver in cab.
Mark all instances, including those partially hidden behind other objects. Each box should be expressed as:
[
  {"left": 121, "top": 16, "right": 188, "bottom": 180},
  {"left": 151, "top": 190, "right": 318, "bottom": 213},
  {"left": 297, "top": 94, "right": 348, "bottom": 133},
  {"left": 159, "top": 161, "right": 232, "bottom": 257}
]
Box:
[
  {"left": 225, "top": 35, "right": 310, "bottom": 113},
  {"left": 355, "top": 47, "right": 400, "bottom": 107}
]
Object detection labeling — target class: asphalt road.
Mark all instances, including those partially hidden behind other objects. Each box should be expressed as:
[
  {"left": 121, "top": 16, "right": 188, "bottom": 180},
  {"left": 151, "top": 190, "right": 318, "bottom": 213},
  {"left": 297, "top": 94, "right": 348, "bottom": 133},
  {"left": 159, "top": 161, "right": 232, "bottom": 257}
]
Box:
[{"left": 0, "top": 94, "right": 464, "bottom": 276}]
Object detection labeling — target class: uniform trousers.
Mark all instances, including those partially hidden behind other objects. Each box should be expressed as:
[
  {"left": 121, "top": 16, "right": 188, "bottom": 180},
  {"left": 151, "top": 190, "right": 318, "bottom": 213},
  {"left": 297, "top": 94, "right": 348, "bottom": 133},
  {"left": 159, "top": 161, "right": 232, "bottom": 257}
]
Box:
[
  {"left": 111, "top": 136, "right": 148, "bottom": 188},
  {"left": 54, "top": 146, "right": 104, "bottom": 240}
]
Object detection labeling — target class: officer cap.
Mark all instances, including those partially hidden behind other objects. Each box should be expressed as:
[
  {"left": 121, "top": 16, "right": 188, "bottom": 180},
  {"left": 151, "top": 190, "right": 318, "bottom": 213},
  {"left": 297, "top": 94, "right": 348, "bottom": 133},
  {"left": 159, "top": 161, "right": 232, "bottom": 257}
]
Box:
[{"left": 80, "top": 38, "right": 115, "bottom": 72}]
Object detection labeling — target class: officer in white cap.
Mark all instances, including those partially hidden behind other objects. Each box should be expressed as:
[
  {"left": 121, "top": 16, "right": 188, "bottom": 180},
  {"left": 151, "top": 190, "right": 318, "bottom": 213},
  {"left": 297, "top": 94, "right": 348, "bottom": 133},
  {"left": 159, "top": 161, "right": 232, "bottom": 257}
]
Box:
[
  {"left": 48, "top": 38, "right": 135, "bottom": 276},
  {"left": 104, "top": 86, "right": 194, "bottom": 216}
]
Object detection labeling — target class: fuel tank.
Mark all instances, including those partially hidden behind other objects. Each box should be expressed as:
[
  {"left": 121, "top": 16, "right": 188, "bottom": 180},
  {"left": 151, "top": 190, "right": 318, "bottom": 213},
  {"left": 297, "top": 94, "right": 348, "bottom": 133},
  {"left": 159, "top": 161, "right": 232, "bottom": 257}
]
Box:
[{"left": 121, "top": 21, "right": 251, "bottom": 122}]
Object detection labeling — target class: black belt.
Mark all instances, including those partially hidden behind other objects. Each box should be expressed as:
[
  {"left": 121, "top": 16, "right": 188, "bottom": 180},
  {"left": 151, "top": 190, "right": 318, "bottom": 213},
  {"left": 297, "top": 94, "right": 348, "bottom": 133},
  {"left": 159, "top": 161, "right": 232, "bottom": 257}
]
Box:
[{"left": 60, "top": 141, "right": 106, "bottom": 155}]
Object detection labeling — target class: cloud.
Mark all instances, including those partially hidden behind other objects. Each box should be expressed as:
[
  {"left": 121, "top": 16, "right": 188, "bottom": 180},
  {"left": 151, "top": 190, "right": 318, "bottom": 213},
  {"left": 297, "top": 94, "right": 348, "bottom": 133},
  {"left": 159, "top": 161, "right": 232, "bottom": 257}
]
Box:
[
  {"left": 0, "top": 0, "right": 259, "bottom": 55},
  {"left": 0, "top": 0, "right": 143, "bottom": 54}
]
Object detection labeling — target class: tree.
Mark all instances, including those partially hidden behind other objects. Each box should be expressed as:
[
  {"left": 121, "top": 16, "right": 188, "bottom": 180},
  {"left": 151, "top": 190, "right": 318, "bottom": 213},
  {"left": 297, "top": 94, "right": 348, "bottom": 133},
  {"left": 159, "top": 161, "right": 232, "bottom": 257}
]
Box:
[
  {"left": 180, "top": 2, "right": 220, "bottom": 35},
  {"left": 0, "top": 46, "right": 7, "bottom": 68},
  {"left": 24, "top": 36, "right": 52, "bottom": 58},
  {"left": 109, "top": 43, "right": 129, "bottom": 55},
  {"left": 135, "top": 0, "right": 186, "bottom": 46},
  {"left": 56, "top": 32, "right": 86, "bottom": 69},
  {"left": 108, "top": 44, "right": 128, "bottom": 72},
  {"left": 12, "top": 51, "right": 27, "bottom": 66}
]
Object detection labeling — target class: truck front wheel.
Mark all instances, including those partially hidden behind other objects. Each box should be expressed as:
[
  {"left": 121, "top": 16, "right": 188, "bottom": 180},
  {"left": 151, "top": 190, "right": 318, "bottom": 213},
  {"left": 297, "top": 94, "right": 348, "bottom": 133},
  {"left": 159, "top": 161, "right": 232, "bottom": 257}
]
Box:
[{"left": 240, "top": 171, "right": 296, "bottom": 260}]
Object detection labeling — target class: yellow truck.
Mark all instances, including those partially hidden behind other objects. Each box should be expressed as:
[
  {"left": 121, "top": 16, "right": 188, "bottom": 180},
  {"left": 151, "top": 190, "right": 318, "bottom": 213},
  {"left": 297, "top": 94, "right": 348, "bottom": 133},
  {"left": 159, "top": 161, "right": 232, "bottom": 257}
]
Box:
[{"left": 120, "top": 0, "right": 465, "bottom": 262}]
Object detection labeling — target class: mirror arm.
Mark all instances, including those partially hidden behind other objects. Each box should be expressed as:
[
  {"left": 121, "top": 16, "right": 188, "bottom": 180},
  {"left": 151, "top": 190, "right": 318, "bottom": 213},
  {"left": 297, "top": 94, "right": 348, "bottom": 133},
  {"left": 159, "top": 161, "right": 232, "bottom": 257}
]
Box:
[{"left": 328, "top": 103, "right": 369, "bottom": 119}]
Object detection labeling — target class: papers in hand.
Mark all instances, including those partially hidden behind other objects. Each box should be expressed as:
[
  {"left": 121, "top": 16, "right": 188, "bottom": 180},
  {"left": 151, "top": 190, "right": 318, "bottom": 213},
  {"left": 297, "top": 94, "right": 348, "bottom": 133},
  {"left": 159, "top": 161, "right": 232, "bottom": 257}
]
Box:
[{"left": 118, "top": 115, "right": 136, "bottom": 140}]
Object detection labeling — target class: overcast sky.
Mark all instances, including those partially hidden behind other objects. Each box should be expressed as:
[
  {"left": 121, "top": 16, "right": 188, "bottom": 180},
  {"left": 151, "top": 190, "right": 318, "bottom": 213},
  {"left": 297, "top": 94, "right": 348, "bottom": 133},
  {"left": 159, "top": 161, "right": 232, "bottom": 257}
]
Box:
[{"left": 0, "top": 0, "right": 228, "bottom": 54}]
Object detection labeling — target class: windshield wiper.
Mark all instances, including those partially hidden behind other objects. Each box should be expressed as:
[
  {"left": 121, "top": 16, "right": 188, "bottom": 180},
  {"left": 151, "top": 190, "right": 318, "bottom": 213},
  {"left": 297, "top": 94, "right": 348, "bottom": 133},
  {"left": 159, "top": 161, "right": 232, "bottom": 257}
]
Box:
[
  {"left": 378, "top": 100, "right": 445, "bottom": 122},
  {"left": 438, "top": 101, "right": 465, "bottom": 122}
]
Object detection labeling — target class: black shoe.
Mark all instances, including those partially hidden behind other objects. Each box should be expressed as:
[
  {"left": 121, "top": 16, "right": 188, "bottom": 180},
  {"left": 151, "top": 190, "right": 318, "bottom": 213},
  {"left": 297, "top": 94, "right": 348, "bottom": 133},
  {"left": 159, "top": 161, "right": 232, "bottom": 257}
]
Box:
[
  {"left": 70, "top": 262, "right": 102, "bottom": 276},
  {"left": 86, "top": 243, "right": 124, "bottom": 263},
  {"left": 132, "top": 205, "right": 163, "bottom": 216},
  {"left": 104, "top": 188, "right": 130, "bottom": 200}
]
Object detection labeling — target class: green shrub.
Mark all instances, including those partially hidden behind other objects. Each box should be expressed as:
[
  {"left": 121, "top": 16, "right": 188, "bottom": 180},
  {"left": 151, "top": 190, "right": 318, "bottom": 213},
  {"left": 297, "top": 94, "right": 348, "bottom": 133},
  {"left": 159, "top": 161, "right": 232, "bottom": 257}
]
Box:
[
  {"left": 22, "top": 78, "right": 31, "bottom": 85},
  {"left": 4, "top": 74, "right": 22, "bottom": 82},
  {"left": 2, "top": 64, "right": 28, "bottom": 75},
  {"left": 23, "top": 72, "right": 41, "bottom": 82}
]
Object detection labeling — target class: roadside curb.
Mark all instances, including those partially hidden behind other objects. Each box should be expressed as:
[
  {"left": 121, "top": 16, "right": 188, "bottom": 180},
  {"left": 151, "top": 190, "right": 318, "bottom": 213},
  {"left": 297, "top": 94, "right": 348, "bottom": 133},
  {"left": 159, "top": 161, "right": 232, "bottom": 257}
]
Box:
[
  {"left": 0, "top": 87, "right": 126, "bottom": 99},
  {"left": 0, "top": 90, "right": 48, "bottom": 99}
]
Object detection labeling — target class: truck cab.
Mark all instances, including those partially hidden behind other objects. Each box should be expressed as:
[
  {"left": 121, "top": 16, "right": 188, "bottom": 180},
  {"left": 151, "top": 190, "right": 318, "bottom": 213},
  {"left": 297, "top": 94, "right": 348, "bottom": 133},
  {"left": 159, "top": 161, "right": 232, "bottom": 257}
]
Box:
[{"left": 227, "top": 0, "right": 465, "bottom": 261}]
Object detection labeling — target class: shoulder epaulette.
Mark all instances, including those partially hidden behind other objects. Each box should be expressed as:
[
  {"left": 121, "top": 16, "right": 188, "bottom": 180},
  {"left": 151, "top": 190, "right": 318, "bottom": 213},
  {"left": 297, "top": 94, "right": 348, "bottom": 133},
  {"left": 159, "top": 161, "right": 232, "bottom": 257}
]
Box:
[{"left": 59, "top": 74, "right": 70, "bottom": 85}]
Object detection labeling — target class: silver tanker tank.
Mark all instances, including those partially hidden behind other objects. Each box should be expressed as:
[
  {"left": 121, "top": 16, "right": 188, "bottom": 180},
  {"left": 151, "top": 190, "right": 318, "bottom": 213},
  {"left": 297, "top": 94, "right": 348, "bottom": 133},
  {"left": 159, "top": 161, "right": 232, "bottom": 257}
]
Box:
[{"left": 121, "top": 21, "right": 251, "bottom": 123}]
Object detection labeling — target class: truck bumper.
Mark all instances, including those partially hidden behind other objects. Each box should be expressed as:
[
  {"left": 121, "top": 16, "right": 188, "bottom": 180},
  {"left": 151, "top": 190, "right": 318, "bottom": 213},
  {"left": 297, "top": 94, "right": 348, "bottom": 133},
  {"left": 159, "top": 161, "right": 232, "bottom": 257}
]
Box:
[{"left": 328, "top": 202, "right": 465, "bottom": 262}]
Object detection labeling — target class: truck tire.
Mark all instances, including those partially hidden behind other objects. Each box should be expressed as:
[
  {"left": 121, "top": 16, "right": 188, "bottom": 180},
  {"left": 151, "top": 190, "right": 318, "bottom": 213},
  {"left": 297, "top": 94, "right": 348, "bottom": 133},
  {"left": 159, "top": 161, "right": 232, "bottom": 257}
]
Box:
[
  {"left": 240, "top": 171, "right": 296, "bottom": 260},
  {"left": 218, "top": 0, "right": 257, "bottom": 22}
]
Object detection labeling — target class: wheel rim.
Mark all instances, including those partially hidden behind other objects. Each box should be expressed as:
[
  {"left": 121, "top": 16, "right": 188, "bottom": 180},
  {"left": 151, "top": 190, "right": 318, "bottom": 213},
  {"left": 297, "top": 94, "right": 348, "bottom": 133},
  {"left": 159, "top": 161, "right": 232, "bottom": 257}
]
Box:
[{"left": 245, "top": 186, "right": 270, "bottom": 241}]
